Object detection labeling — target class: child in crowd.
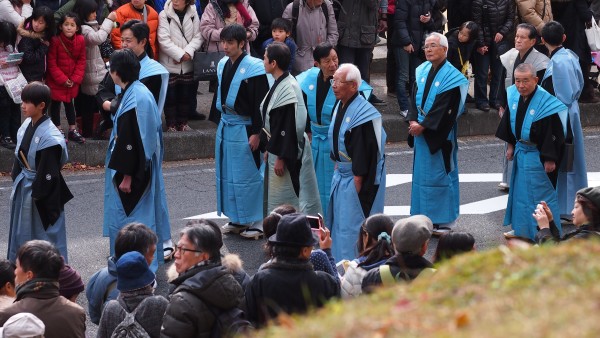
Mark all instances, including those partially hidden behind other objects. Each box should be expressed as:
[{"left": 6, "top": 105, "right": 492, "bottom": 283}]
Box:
[
  {"left": 17, "top": 6, "right": 54, "bottom": 82},
  {"left": 433, "top": 232, "right": 475, "bottom": 263},
  {"left": 74, "top": 0, "right": 116, "bottom": 138},
  {"left": 47, "top": 12, "right": 87, "bottom": 144},
  {"left": 446, "top": 21, "right": 479, "bottom": 76},
  {"left": 0, "top": 22, "right": 22, "bottom": 150},
  {"left": 0, "top": 260, "right": 16, "bottom": 311},
  {"left": 339, "top": 214, "right": 394, "bottom": 298},
  {"left": 261, "top": 18, "right": 296, "bottom": 73},
  {"left": 58, "top": 263, "right": 85, "bottom": 303},
  {"left": 8, "top": 82, "right": 73, "bottom": 263}
]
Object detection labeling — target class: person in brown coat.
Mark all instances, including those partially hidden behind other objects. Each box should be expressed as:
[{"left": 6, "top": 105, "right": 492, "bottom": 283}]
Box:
[{"left": 0, "top": 240, "right": 86, "bottom": 338}]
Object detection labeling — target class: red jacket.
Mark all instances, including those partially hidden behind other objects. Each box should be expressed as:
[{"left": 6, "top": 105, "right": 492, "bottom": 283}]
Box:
[{"left": 46, "top": 33, "right": 86, "bottom": 102}]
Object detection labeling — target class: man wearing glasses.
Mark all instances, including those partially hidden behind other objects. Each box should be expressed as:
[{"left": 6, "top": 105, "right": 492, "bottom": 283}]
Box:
[
  {"left": 407, "top": 32, "right": 469, "bottom": 236},
  {"left": 328, "top": 63, "right": 386, "bottom": 261},
  {"left": 296, "top": 42, "right": 373, "bottom": 218}
]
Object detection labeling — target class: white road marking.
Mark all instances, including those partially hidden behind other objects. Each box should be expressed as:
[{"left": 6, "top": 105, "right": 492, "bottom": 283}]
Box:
[{"left": 187, "top": 172, "right": 600, "bottom": 219}]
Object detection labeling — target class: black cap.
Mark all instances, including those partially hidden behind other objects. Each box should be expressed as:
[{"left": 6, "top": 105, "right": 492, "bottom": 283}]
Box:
[{"left": 268, "top": 213, "right": 317, "bottom": 247}]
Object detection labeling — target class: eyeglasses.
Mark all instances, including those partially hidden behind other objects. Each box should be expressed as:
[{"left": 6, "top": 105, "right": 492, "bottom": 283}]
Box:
[
  {"left": 174, "top": 245, "right": 202, "bottom": 254},
  {"left": 422, "top": 44, "right": 443, "bottom": 50},
  {"left": 330, "top": 79, "right": 351, "bottom": 86}
]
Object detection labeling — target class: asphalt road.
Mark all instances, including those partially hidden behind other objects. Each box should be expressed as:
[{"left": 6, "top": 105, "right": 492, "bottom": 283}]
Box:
[{"left": 1, "top": 128, "right": 599, "bottom": 336}]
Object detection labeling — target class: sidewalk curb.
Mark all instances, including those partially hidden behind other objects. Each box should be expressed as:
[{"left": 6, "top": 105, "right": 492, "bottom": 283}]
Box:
[{"left": 2, "top": 101, "right": 599, "bottom": 173}]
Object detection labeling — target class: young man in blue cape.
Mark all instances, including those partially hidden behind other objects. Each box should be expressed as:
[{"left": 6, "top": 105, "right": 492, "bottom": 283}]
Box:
[
  {"left": 540, "top": 21, "right": 588, "bottom": 221},
  {"left": 96, "top": 20, "right": 169, "bottom": 138},
  {"left": 97, "top": 21, "right": 173, "bottom": 262},
  {"left": 327, "top": 63, "right": 386, "bottom": 261},
  {"left": 296, "top": 42, "right": 373, "bottom": 218},
  {"left": 8, "top": 82, "right": 73, "bottom": 262},
  {"left": 407, "top": 32, "right": 469, "bottom": 235},
  {"left": 496, "top": 63, "right": 567, "bottom": 241},
  {"left": 209, "top": 24, "right": 270, "bottom": 239},
  {"left": 260, "top": 42, "right": 322, "bottom": 227},
  {"left": 103, "top": 49, "right": 170, "bottom": 272}
]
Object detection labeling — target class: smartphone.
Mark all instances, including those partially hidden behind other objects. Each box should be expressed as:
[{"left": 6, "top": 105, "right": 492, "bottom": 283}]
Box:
[{"left": 307, "top": 215, "right": 320, "bottom": 229}]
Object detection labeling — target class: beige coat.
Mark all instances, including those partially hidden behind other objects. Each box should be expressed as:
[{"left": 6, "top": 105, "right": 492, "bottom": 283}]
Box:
[
  {"left": 516, "top": 0, "right": 552, "bottom": 33},
  {"left": 80, "top": 18, "right": 114, "bottom": 96},
  {"left": 199, "top": 0, "right": 258, "bottom": 53},
  {"left": 158, "top": 0, "right": 203, "bottom": 74}
]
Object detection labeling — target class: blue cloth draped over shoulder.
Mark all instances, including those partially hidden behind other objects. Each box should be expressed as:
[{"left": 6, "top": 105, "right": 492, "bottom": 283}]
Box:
[
  {"left": 215, "top": 55, "right": 266, "bottom": 224},
  {"left": 9, "top": 118, "right": 69, "bottom": 262},
  {"left": 297, "top": 67, "right": 372, "bottom": 217},
  {"left": 115, "top": 55, "right": 169, "bottom": 114},
  {"left": 327, "top": 95, "right": 386, "bottom": 261},
  {"left": 504, "top": 85, "right": 567, "bottom": 240},
  {"left": 104, "top": 80, "right": 170, "bottom": 272},
  {"left": 542, "top": 48, "right": 588, "bottom": 218},
  {"left": 410, "top": 61, "right": 468, "bottom": 224}
]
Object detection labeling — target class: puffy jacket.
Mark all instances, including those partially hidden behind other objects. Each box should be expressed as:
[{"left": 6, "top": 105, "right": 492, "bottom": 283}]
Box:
[
  {"left": 516, "top": 0, "right": 552, "bottom": 33},
  {"left": 158, "top": 0, "right": 203, "bottom": 74},
  {"left": 111, "top": 3, "right": 159, "bottom": 58},
  {"left": 336, "top": 0, "right": 380, "bottom": 48},
  {"left": 0, "top": 0, "right": 33, "bottom": 27},
  {"left": 80, "top": 18, "right": 113, "bottom": 96},
  {"left": 361, "top": 254, "right": 434, "bottom": 293},
  {"left": 17, "top": 24, "right": 49, "bottom": 82},
  {"left": 392, "top": 0, "right": 439, "bottom": 49},
  {"left": 161, "top": 262, "right": 245, "bottom": 338},
  {"left": 245, "top": 258, "right": 340, "bottom": 328},
  {"left": 46, "top": 33, "right": 86, "bottom": 102},
  {"left": 472, "top": 0, "right": 515, "bottom": 47},
  {"left": 199, "top": 0, "right": 258, "bottom": 53},
  {"left": 281, "top": 0, "right": 338, "bottom": 74}
]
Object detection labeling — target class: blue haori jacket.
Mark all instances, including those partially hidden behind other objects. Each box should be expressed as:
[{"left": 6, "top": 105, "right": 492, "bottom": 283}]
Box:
[
  {"left": 327, "top": 94, "right": 386, "bottom": 261},
  {"left": 504, "top": 85, "right": 567, "bottom": 240},
  {"left": 410, "top": 60, "right": 468, "bottom": 225},
  {"left": 297, "top": 67, "right": 373, "bottom": 217},
  {"left": 542, "top": 47, "right": 588, "bottom": 218},
  {"left": 103, "top": 80, "right": 170, "bottom": 272},
  {"left": 214, "top": 55, "right": 266, "bottom": 225}
]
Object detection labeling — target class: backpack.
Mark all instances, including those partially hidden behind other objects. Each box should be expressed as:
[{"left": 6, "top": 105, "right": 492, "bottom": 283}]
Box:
[
  {"left": 291, "top": 0, "right": 330, "bottom": 42},
  {"left": 206, "top": 304, "right": 254, "bottom": 338},
  {"left": 110, "top": 299, "right": 151, "bottom": 338}
]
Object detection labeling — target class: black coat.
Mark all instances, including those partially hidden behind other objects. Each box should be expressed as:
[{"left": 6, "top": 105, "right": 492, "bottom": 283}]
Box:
[
  {"left": 551, "top": 0, "right": 593, "bottom": 64},
  {"left": 249, "top": 0, "right": 293, "bottom": 50},
  {"left": 446, "top": 0, "right": 473, "bottom": 30},
  {"left": 535, "top": 220, "right": 600, "bottom": 244},
  {"left": 245, "top": 258, "right": 339, "bottom": 328},
  {"left": 161, "top": 263, "right": 245, "bottom": 338},
  {"left": 472, "top": 0, "right": 515, "bottom": 47},
  {"left": 392, "top": 0, "right": 440, "bottom": 49},
  {"left": 18, "top": 37, "right": 48, "bottom": 83}
]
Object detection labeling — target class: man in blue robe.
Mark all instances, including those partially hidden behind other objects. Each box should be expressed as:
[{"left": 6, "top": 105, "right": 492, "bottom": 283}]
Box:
[
  {"left": 9, "top": 83, "right": 73, "bottom": 262},
  {"left": 210, "top": 24, "right": 270, "bottom": 238},
  {"left": 327, "top": 63, "right": 386, "bottom": 261},
  {"left": 296, "top": 43, "right": 373, "bottom": 218},
  {"left": 540, "top": 21, "right": 588, "bottom": 221},
  {"left": 407, "top": 32, "right": 469, "bottom": 235},
  {"left": 103, "top": 49, "right": 169, "bottom": 272},
  {"left": 496, "top": 63, "right": 567, "bottom": 241}
]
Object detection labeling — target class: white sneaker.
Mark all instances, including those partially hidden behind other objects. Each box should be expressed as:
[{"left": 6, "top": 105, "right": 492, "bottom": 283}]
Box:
[
  {"left": 503, "top": 230, "right": 517, "bottom": 239},
  {"left": 221, "top": 222, "right": 249, "bottom": 234},
  {"left": 498, "top": 182, "right": 509, "bottom": 191}
]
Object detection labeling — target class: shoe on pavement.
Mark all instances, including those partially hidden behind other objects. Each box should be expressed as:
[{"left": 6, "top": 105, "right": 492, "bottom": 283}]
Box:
[
  {"left": 503, "top": 230, "right": 517, "bottom": 239},
  {"left": 476, "top": 103, "right": 490, "bottom": 112},
  {"left": 68, "top": 129, "right": 85, "bottom": 144},
  {"left": 369, "top": 94, "right": 386, "bottom": 106},
  {"left": 222, "top": 222, "right": 250, "bottom": 234},
  {"left": 240, "top": 229, "right": 264, "bottom": 240},
  {"left": 432, "top": 225, "right": 452, "bottom": 237},
  {"left": 178, "top": 124, "right": 193, "bottom": 132},
  {"left": 163, "top": 247, "right": 175, "bottom": 261},
  {"left": 498, "top": 182, "right": 509, "bottom": 191}
]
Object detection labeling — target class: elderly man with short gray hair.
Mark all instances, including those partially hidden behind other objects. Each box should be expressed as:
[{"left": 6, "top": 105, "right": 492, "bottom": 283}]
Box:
[
  {"left": 327, "top": 63, "right": 386, "bottom": 261},
  {"left": 407, "top": 32, "right": 469, "bottom": 236}
]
